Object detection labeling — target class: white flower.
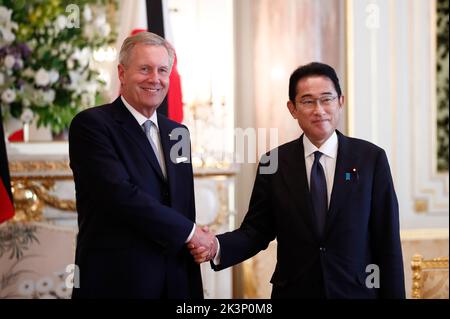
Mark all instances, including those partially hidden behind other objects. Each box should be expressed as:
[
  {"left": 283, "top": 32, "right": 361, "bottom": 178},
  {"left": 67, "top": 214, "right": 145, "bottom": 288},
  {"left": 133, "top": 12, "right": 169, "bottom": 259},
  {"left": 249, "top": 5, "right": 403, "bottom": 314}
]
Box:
[
  {"left": 55, "top": 15, "right": 67, "bottom": 30},
  {"left": 83, "top": 5, "right": 92, "bottom": 22},
  {"left": 28, "top": 38, "right": 37, "bottom": 49},
  {"left": 99, "top": 23, "right": 111, "bottom": 37},
  {"left": 81, "top": 92, "right": 94, "bottom": 107},
  {"left": 67, "top": 59, "right": 74, "bottom": 70},
  {"left": 0, "top": 6, "right": 12, "bottom": 24},
  {"left": 23, "top": 98, "right": 30, "bottom": 107},
  {"left": 83, "top": 24, "right": 94, "bottom": 40},
  {"left": 35, "top": 68, "right": 50, "bottom": 86},
  {"left": 54, "top": 282, "right": 72, "bottom": 299},
  {"left": 35, "top": 277, "right": 54, "bottom": 294},
  {"left": 94, "top": 14, "right": 106, "bottom": 27},
  {"left": 0, "top": 26, "right": 15, "bottom": 44},
  {"left": 49, "top": 70, "right": 59, "bottom": 84},
  {"left": 20, "top": 108, "right": 34, "bottom": 123},
  {"left": 53, "top": 269, "right": 67, "bottom": 280},
  {"left": 4, "top": 54, "right": 15, "bottom": 69},
  {"left": 18, "top": 279, "right": 35, "bottom": 297},
  {"left": 42, "top": 89, "right": 55, "bottom": 103},
  {"left": 68, "top": 70, "right": 83, "bottom": 89},
  {"left": 83, "top": 81, "right": 98, "bottom": 94},
  {"left": 1, "top": 88, "right": 16, "bottom": 103},
  {"left": 0, "top": 72, "right": 4, "bottom": 85},
  {"left": 71, "top": 48, "right": 91, "bottom": 68},
  {"left": 33, "top": 90, "right": 50, "bottom": 107}
]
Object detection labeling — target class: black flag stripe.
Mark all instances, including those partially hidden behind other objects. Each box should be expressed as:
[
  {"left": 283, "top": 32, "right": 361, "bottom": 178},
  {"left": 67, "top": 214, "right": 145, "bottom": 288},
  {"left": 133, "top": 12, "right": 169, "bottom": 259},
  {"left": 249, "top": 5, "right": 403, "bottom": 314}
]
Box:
[{"left": 146, "top": 0, "right": 168, "bottom": 117}]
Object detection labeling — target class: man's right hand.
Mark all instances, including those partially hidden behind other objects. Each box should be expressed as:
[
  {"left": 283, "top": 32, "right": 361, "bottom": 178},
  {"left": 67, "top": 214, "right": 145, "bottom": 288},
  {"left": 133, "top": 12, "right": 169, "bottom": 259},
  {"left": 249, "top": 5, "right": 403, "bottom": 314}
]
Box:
[{"left": 187, "top": 225, "right": 217, "bottom": 264}]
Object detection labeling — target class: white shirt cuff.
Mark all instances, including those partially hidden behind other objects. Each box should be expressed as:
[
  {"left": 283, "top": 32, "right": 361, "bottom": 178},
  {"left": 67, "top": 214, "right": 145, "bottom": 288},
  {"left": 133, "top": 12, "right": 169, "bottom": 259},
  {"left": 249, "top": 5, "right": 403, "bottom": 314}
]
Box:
[
  {"left": 212, "top": 238, "right": 221, "bottom": 265},
  {"left": 185, "top": 223, "right": 196, "bottom": 243}
]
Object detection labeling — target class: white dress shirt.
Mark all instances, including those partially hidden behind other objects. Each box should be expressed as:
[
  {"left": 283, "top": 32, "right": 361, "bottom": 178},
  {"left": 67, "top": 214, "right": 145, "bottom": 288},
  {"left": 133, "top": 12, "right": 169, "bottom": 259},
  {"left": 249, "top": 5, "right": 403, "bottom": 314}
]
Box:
[{"left": 121, "top": 96, "right": 196, "bottom": 242}]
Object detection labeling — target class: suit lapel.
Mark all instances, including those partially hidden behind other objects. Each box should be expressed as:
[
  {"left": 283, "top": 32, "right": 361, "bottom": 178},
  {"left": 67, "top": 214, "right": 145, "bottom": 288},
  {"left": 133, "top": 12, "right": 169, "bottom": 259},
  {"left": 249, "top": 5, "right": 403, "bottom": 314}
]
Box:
[
  {"left": 280, "top": 135, "right": 318, "bottom": 241},
  {"left": 323, "top": 131, "right": 358, "bottom": 238},
  {"left": 111, "top": 98, "right": 165, "bottom": 181}
]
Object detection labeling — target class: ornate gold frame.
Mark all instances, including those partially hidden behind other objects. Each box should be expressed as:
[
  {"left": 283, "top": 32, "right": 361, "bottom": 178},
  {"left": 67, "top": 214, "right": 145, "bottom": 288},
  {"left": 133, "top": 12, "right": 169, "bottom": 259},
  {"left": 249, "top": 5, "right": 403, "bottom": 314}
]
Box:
[{"left": 411, "top": 254, "right": 449, "bottom": 299}]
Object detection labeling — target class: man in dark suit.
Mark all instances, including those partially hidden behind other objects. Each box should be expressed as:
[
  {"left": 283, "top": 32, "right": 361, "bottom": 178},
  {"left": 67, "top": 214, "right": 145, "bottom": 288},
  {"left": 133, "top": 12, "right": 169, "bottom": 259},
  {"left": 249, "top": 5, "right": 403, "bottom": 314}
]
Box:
[
  {"left": 190, "top": 62, "right": 405, "bottom": 298},
  {"left": 69, "top": 32, "right": 215, "bottom": 298}
]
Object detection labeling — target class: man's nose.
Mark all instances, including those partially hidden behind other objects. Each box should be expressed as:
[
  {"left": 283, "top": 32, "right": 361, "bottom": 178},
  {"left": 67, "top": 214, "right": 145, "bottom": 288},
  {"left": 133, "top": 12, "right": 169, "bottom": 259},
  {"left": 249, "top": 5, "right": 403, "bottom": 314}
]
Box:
[
  {"left": 146, "top": 69, "right": 159, "bottom": 81},
  {"left": 311, "top": 101, "right": 326, "bottom": 113}
]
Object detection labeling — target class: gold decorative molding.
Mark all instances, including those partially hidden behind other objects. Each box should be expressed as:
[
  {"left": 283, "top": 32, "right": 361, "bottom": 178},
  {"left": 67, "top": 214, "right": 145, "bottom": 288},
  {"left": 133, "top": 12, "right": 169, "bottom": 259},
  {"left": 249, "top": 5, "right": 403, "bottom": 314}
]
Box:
[
  {"left": 194, "top": 171, "right": 237, "bottom": 178},
  {"left": 9, "top": 160, "right": 71, "bottom": 173},
  {"left": 9, "top": 159, "right": 237, "bottom": 176},
  {"left": 11, "top": 179, "right": 76, "bottom": 222},
  {"left": 411, "top": 254, "right": 449, "bottom": 299},
  {"left": 242, "top": 258, "right": 258, "bottom": 298},
  {"left": 414, "top": 199, "right": 429, "bottom": 214}
]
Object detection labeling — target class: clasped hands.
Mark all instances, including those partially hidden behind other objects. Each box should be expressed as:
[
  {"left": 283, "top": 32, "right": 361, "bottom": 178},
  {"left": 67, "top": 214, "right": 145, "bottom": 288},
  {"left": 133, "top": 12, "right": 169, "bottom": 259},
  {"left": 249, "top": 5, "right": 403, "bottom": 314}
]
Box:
[{"left": 187, "top": 225, "right": 217, "bottom": 264}]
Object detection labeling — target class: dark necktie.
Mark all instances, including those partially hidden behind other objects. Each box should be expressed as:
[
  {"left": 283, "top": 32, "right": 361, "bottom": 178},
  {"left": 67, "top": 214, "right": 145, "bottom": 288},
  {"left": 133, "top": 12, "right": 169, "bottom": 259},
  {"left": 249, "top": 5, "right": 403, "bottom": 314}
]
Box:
[{"left": 310, "top": 151, "right": 328, "bottom": 239}]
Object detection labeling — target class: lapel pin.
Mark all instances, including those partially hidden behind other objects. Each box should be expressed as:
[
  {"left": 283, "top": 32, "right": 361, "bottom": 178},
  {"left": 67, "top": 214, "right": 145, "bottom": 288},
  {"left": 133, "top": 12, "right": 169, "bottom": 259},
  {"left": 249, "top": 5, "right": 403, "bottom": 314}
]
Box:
[{"left": 345, "top": 168, "right": 358, "bottom": 181}]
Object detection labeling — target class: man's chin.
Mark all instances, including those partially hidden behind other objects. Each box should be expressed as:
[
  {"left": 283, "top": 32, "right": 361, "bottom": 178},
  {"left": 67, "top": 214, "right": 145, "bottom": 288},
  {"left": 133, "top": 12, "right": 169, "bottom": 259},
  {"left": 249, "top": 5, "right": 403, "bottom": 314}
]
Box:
[{"left": 142, "top": 100, "right": 163, "bottom": 110}]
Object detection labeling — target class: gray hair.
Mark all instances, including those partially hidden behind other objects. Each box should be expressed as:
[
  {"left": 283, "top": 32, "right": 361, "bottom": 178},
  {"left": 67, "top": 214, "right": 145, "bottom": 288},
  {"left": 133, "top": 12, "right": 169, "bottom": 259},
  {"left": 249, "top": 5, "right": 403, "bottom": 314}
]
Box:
[{"left": 119, "top": 32, "right": 175, "bottom": 70}]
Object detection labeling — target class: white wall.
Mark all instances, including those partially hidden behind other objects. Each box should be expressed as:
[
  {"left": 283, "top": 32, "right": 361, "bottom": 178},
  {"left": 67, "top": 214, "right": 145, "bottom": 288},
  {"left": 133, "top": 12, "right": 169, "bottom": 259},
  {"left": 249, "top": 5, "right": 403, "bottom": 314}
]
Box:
[{"left": 347, "top": 0, "right": 448, "bottom": 229}]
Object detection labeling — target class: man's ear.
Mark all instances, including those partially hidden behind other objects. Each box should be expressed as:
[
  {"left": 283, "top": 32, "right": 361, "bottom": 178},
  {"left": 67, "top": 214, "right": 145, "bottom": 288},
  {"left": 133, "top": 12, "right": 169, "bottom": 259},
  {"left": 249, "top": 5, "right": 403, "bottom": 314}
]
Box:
[
  {"left": 338, "top": 95, "right": 345, "bottom": 109},
  {"left": 118, "top": 64, "right": 125, "bottom": 85},
  {"left": 287, "top": 100, "right": 297, "bottom": 119}
]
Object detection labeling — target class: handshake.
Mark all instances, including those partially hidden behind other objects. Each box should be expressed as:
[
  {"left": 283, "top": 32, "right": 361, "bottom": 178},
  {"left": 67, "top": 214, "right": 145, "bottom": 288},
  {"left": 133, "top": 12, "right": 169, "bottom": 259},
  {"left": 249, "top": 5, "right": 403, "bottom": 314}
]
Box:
[{"left": 187, "top": 225, "right": 218, "bottom": 264}]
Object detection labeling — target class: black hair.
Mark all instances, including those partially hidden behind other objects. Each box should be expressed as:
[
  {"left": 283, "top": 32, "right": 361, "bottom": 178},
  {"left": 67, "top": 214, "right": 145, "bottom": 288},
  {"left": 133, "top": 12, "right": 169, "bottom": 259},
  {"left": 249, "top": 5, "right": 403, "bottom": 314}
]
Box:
[{"left": 288, "top": 62, "right": 342, "bottom": 102}]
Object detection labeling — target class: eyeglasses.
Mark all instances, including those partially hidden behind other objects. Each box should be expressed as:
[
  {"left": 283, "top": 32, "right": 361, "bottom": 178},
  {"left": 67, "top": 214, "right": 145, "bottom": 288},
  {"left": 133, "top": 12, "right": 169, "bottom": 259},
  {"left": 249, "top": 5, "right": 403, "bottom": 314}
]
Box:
[{"left": 296, "top": 95, "right": 338, "bottom": 108}]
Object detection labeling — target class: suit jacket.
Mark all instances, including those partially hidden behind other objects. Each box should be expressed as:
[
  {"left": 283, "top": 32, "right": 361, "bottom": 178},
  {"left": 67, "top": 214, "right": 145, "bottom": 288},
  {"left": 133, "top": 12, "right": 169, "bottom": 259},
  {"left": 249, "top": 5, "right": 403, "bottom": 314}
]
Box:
[
  {"left": 214, "top": 131, "right": 405, "bottom": 299},
  {"left": 69, "top": 97, "right": 203, "bottom": 298}
]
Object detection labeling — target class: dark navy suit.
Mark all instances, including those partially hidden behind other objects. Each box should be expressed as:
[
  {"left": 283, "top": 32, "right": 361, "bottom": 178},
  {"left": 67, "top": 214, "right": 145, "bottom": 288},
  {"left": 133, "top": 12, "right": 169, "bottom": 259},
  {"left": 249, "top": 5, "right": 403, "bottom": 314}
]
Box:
[
  {"left": 69, "top": 97, "right": 202, "bottom": 298},
  {"left": 213, "top": 131, "right": 405, "bottom": 298}
]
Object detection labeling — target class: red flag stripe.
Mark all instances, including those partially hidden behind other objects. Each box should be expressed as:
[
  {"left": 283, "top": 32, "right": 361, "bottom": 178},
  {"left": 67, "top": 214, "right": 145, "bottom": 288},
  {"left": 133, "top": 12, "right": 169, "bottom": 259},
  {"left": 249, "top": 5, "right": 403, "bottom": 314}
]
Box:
[
  {"left": 0, "top": 181, "right": 14, "bottom": 223},
  {"left": 168, "top": 53, "right": 183, "bottom": 123}
]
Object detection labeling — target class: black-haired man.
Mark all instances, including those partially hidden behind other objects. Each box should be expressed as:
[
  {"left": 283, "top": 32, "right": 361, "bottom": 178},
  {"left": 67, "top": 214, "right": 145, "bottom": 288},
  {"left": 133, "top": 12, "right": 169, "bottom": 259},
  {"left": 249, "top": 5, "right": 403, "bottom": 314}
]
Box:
[{"left": 190, "top": 62, "right": 405, "bottom": 299}]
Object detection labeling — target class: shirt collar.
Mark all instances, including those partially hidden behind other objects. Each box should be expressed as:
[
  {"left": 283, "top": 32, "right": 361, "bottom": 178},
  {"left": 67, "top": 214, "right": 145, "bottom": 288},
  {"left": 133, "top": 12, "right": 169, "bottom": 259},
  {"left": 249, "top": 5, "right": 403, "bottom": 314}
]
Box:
[
  {"left": 303, "top": 131, "right": 338, "bottom": 159},
  {"left": 121, "top": 95, "right": 159, "bottom": 129}
]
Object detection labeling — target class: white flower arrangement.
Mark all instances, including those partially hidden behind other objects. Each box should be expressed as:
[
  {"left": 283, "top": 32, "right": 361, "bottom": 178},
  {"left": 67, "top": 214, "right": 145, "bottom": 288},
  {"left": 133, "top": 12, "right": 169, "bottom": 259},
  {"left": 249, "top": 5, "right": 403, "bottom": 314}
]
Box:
[
  {"left": 0, "top": 0, "right": 117, "bottom": 134},
  {"left": 16, "top": 269, "right": 73, "bottom": 299}
]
